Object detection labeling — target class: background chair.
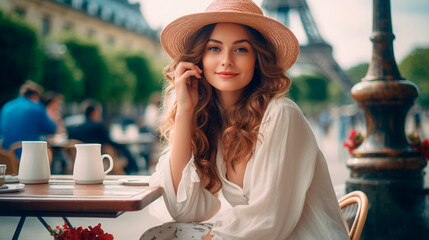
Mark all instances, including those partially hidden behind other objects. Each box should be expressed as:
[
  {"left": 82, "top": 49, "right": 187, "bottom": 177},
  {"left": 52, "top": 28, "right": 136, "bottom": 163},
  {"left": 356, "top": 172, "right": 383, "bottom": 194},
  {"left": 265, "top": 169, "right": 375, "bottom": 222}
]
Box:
[
  {"left": 61, "top": 139, "right": 83, "bottom": 174},
  {"left": 339, "top": 190, "right": 369, "bottom": 240},
  {"left": 0, "top": 145, "right": 20, "bottom": 175}
]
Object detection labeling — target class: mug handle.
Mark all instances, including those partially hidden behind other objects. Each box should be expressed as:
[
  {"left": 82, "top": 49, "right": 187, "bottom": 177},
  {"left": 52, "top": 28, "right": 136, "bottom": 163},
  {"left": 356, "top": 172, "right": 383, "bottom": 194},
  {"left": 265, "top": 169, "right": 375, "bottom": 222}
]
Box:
[{"left": 102, "top": 154, "right": 114, "bottom": 175}]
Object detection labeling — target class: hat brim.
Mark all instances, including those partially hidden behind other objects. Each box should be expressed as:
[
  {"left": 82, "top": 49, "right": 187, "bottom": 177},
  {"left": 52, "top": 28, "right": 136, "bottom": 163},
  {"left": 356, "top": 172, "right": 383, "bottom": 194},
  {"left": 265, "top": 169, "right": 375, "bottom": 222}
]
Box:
[{"left": 161, "top": 11, "right": 300, "bottom": 70}]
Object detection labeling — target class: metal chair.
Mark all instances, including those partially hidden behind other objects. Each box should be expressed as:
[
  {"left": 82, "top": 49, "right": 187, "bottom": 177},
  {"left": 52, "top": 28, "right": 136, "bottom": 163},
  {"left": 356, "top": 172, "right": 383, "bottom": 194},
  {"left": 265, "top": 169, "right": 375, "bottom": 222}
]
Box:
[{"left": 339, "top": 191, "right": 369, "bottom": 240}]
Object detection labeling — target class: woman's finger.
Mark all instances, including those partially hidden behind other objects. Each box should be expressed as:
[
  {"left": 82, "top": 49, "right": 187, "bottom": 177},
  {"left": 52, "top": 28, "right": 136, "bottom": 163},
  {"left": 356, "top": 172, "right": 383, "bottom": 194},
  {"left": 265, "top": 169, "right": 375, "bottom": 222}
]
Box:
[
  {"left": 175, "top": 70, "right": 202, "bottom": 86},
  {"left": 175, "top": 62, "right": 202, "bottom": 79}
]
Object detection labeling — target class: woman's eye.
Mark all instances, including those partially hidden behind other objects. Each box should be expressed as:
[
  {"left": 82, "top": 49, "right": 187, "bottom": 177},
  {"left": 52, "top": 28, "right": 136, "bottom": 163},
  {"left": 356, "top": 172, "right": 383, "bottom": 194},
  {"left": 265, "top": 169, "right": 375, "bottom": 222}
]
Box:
[
  {"left": 235, "top": 47, "right": 248, "bottom": 53},
  {"left": 208, "top": 46, "right": 220, "bottom": 52}
]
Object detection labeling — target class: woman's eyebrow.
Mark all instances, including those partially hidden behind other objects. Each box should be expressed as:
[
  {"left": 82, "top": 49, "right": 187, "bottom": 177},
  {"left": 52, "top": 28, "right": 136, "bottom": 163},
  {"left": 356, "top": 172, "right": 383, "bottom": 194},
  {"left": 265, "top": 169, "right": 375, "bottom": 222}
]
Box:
[
  {"left": 207, "top": 39, "right": 251, "bottom": 44},
  {"left": 233, "top": 39, "right": 251, "bottom": 45}
]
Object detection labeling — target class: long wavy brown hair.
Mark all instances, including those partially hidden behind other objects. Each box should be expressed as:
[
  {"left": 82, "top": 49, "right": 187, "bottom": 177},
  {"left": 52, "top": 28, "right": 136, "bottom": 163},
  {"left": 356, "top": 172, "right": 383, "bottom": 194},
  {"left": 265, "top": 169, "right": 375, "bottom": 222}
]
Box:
[{"left": 159, "top": 23, "right": 291, "bottom": 194}]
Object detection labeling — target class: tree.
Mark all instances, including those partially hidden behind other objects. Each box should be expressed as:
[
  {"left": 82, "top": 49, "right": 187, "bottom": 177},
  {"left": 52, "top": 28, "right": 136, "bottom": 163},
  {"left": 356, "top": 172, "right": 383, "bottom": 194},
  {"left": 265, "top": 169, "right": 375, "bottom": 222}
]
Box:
[
  {"left": 65, "top": 39, "right": 109, "bottom": 102},
  {"left": 0, "top": 11, "right": 40, "bottom": 106},
  {"left": 347, "top": 63, "right": 369, "bottom": 84},
  {"left": 38, "top": 49, "right": 84, "bottom": 101},
  {"left": 399, "top": 47, "right": 429, "bottom": 107},
  {"left": 103, "top": 54, "right": 136, "bottom": 104},
  {"left": 121, "top": 54, "right": 162, "bottom": 103},
  {"left": 290, "top": 74, "right": 337, "bottom": 113}
]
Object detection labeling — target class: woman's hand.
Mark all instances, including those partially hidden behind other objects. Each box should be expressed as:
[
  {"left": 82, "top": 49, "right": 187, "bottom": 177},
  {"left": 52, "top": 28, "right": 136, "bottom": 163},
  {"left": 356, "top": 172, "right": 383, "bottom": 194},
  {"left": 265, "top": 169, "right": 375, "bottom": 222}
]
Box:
[{"left": 174, "top": 62, "right": 202, "bottom": 114}]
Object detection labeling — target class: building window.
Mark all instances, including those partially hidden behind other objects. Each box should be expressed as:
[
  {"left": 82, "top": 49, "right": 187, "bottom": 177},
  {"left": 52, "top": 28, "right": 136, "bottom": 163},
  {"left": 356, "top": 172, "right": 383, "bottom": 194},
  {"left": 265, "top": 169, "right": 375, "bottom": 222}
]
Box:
[
  {"left": 72, "top": 0, "right": 83, "bottom": 10},
  {"left": 87, "top": 2, "right": 98, "bottom": 16},
  {"left": 101, "top": 8, "right": 112, "bottom": 21},
  {"left": 114, "top": 13, "right": 123, "bottom": 26},
  {"left": 42, "top": 16, "right": 51, "bottom": 36},
  {"left": 14, "top": 7, "right": 26, "bottom": 17}
]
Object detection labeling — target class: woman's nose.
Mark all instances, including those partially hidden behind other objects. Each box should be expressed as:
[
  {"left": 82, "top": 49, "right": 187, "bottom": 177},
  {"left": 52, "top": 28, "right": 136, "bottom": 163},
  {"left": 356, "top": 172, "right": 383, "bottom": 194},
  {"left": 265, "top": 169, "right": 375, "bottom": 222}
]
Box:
[{"left": 221, "top": 52, "right": 233, "bottom": 67}]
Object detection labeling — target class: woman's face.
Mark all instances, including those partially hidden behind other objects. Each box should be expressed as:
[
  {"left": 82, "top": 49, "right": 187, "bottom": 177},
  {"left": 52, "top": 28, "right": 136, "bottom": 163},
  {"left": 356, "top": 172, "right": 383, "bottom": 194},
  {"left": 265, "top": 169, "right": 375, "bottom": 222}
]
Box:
[{"left": 202, "top": 23, "right": 256, "bottom": 96}]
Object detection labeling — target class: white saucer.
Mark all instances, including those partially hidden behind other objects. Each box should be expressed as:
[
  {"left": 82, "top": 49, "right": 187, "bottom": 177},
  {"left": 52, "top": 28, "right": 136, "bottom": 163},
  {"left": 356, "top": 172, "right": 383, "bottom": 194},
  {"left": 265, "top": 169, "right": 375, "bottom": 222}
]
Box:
[
  {"left": 0, "top": 184, "right": 25, "bottom": 193},
  {"left": 118, "top": 177, "right": 149, "bottom": 186}
]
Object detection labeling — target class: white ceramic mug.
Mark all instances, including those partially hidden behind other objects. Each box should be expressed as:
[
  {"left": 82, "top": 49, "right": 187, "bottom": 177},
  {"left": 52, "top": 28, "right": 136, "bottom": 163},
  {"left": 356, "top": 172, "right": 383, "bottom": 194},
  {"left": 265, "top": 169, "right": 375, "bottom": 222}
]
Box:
[
  {"left": 18, "top": 141, "right": 51, "bottom": 184},
  {"left": 73, "top": 144, "right": 113, "bottom": 184}
]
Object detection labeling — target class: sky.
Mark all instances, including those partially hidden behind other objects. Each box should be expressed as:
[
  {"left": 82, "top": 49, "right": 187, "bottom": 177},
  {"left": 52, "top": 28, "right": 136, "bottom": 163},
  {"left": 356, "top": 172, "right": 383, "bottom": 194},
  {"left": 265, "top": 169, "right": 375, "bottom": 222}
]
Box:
[{"left": 135, "top": 0, "right": 429, "bottom": 69}]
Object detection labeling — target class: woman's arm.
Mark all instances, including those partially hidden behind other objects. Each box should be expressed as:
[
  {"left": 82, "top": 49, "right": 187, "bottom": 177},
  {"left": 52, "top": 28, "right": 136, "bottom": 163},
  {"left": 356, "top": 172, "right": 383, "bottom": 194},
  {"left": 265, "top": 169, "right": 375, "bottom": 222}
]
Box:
[
  {"left": 203, "top": 232, "right": 213, "bottom": 240},
  {"left": 148, "top": 62, "right": 221, "bottom": 222},
  {"left": 170, "top": 62, "right": 202, "bottom": 193}
]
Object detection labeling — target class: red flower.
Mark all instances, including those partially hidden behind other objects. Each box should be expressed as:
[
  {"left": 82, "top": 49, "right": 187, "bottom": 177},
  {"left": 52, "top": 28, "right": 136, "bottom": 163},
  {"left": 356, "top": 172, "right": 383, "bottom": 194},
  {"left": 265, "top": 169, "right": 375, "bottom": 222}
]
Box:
[
  {"left": 49, "top": 222, "right": 114, "bottom": 240},
  {"left": 343, "top": 129, "right": 364, "bottom": 154},
  {"left": 420, "top": 139, "right": 429, "bottom": 160},
  {"left": 343, "top": 131, "right": 428, "bottom": 161},
  {"left": 407, "top": 133, "right": 429, "bottom": 161}
]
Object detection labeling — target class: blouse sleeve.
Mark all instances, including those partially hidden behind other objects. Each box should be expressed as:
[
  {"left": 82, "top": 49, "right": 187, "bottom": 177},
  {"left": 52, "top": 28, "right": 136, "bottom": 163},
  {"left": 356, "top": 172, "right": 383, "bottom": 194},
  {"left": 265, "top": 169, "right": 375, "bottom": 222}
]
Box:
[
  {"left": 211, "top": 100, "right": 319, "bottom": 239},
  {"left": 149, "top": 151, "right": 221, "bottom": 222}
]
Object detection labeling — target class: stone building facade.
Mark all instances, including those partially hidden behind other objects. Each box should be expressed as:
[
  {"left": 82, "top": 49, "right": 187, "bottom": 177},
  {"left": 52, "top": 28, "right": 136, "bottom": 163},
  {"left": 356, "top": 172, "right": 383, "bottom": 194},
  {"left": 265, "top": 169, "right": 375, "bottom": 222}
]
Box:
[{"left": 0, "top": 0, "right": 166, "bottom": 60}]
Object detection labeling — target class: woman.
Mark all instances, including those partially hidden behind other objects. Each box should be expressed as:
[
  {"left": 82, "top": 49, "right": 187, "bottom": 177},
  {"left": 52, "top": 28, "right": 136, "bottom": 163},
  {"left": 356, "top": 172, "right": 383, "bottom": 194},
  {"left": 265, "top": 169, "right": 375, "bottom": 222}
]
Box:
[{"left": 143, "top": 0, "right": 349, "bottom": 239}]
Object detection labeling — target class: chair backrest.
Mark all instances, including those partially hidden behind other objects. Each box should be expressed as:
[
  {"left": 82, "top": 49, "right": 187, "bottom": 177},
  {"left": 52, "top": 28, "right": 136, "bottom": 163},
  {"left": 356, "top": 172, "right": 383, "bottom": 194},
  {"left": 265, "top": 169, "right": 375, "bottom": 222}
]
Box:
[
  {"left": 0, "top": 147, "right": 20, "bottom": 175},
  {"left": 61, "top": 139, "right": 83, "bottom": 174},
  {"left": 338, "top": 191, "right": 369, "bottom": 240}
]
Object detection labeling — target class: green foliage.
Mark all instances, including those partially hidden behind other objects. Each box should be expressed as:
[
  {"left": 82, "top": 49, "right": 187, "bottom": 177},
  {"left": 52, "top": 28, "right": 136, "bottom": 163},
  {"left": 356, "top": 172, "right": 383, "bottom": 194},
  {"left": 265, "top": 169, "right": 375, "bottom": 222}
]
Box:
[
  {"left": 120, "top": 53, "right": 162, "bottom": 103},
  {"left": 346, "top": 63, "right": 369, "bottom": 84},
  {"left": 0, "top": 9, "right": 175, "bottom": 107},
  {"left": 305, "top": 77, "right": 328, "bottom": 101},
  {"left": 287, "top": 81, "right": 300, "bottom": 102},
  {"left": 65, "top": 39, "right": 109, "bottom": 102},
  {"left": 103, "top": 54, "right": 136, "bottom": 104},
  {"left": 0, "top": 10, "right": 40, "bottom": 105},
  {"left": 38, "top": 51, "right": 84, "bottom": 101},
  {"left": 290, "top": 74, "right": 336, "bottom": 112},
  {"left": 399, "top": 47, "right": 429, "bottom": 107}
]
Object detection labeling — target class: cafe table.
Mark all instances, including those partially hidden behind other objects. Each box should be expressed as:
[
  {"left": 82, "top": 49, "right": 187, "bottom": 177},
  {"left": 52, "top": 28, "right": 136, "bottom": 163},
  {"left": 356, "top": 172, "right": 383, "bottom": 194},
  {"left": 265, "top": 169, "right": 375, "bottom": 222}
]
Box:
[{"left": 0, "top": 175, "right": 162, "bottom": 239}]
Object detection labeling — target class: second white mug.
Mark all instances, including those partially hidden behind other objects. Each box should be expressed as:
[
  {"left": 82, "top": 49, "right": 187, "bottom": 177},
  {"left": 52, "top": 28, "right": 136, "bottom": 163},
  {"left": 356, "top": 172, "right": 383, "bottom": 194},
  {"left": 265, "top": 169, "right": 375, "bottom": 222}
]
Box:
[{"left": 73, "top": 143, "right": 113, "bottom": 184}]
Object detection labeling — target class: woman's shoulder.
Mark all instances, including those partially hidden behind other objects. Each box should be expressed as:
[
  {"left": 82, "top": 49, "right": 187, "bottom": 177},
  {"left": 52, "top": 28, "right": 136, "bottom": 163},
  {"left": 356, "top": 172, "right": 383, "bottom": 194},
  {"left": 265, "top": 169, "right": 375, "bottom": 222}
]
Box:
[{"left": 265, "top": 97, "right": 303, "bottom": 116}]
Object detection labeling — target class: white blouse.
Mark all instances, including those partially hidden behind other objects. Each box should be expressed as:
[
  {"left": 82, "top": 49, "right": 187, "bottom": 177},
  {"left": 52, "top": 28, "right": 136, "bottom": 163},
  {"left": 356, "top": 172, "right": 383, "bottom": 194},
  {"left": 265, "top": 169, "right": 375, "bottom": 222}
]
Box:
[{"left": 149, "top": 97, "right": 350, "bottom": 239}]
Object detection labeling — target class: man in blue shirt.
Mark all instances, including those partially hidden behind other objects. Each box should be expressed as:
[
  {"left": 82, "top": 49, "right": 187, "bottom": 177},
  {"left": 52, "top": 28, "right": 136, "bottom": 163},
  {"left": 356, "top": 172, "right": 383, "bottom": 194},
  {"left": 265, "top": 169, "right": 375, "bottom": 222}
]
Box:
[{"left": 0, "top": 81, "right": 57, "bottom": 154}]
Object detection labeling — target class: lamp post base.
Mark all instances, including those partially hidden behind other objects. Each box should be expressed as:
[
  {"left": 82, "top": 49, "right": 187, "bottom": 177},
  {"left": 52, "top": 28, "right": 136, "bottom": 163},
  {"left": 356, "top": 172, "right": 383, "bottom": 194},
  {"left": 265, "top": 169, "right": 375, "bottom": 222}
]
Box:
[{"left": 346, "top": 177, "right": 429, "bottom": 239}]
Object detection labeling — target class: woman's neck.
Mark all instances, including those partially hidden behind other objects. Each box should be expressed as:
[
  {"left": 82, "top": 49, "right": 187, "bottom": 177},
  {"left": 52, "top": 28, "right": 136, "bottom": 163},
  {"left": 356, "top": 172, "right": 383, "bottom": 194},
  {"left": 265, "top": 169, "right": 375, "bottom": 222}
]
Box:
[{"left": 216, "top": 90, "right": 243, "bottom": 110}]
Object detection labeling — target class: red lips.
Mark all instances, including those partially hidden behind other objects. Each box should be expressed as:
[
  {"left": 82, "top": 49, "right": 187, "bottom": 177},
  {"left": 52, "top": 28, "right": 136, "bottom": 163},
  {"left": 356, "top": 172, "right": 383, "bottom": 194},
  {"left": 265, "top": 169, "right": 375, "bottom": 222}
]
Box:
[{"left": 216, "top": 71, "right": 238, "bottom": 78}]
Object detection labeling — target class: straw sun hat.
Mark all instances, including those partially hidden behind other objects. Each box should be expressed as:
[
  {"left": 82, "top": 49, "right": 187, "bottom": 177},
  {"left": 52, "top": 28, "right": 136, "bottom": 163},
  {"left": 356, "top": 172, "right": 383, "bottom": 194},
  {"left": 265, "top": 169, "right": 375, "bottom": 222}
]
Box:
[{"left": 161, "top": 0, "right": 300, "bottom": 70}]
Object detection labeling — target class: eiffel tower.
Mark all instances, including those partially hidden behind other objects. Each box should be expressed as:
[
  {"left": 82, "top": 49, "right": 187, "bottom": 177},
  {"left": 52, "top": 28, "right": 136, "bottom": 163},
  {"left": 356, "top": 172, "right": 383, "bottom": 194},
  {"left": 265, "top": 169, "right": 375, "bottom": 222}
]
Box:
[{"left": 262, "top": 0, "right": 353, "bottom": 92}]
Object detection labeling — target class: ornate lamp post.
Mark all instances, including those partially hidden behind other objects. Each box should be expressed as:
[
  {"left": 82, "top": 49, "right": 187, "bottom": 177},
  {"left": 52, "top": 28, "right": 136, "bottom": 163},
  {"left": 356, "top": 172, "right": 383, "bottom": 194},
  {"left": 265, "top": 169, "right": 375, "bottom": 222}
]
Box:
[{"left": 346, "top": 0, "right": 429, "bottom": 239}]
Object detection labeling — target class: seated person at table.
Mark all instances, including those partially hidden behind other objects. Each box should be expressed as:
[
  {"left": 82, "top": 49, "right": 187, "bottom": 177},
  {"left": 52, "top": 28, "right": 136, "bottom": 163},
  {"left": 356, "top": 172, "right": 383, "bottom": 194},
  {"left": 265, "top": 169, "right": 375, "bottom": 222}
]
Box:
[
  {"left": 142, "top": 0, "right": 349, "bottom": 239},
  {"left": 67, "top": 100, "right": 139, "bottom": 174},
  {"left": 0, "top": 80, "right": 57, "bottom": 157},
  {"left": 42, "top": 92, "right": 67, "bottom": 136}
]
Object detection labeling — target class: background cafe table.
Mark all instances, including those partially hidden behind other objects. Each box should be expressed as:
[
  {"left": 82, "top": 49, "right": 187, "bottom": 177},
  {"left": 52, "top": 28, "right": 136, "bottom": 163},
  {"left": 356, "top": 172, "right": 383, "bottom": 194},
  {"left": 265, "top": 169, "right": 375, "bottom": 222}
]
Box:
[{"left": 0, "top": 175, "right": 162, "bottom": 239}]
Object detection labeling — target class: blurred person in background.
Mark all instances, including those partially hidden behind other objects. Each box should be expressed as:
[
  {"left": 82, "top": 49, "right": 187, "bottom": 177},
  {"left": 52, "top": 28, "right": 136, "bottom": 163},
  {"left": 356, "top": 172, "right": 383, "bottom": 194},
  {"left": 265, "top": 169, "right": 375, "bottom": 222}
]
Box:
[
  {"left": 43, "top": 92, "right": 67, "bottom": 136},
  {"left": 42, "top": 92, "right": 69, "bottom": 173},
  {"left": 143, "top": 91, "right": 162, "bottom": 132},
  {"left": 0, "top": 80, "right": 57, "bottom": 157},
  {"left": 67, "top": 100, "right": 139, "bottom": 174}
]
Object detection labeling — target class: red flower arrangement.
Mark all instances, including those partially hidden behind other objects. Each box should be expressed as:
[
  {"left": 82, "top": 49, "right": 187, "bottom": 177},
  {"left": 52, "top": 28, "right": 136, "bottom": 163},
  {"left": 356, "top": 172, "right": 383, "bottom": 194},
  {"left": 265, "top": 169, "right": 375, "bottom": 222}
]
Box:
[
  {"left": 48, "top": 222, "right": 114, "bottom": 240},
  {"left": 408, "top": 133, "right": 429, "bottom": 160},
  {"left": 343, "top": 129, "right": 429, "bottom": 161},
  {"left": 343, "top": 129, "right": 364, "bottom": 153}
]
